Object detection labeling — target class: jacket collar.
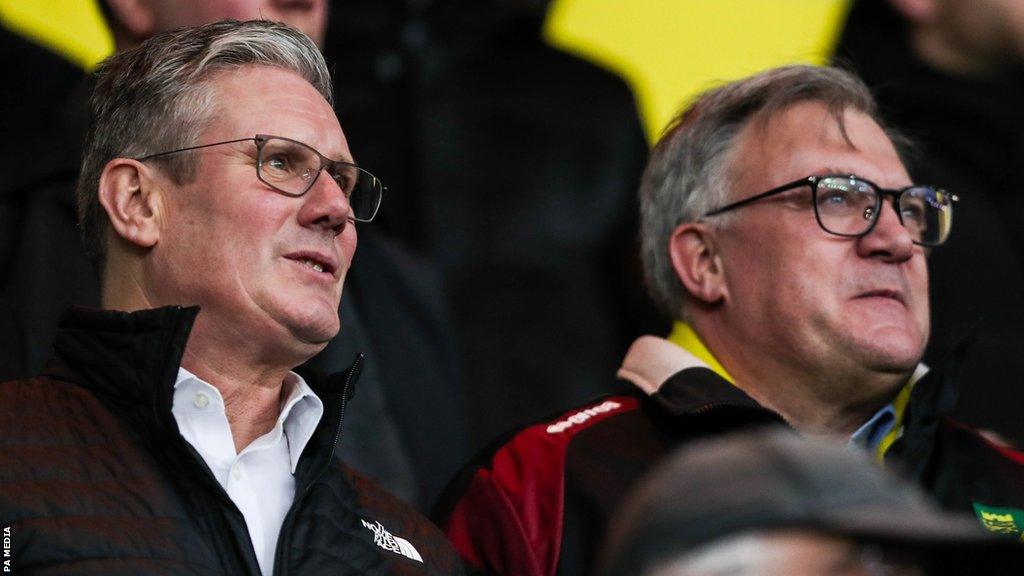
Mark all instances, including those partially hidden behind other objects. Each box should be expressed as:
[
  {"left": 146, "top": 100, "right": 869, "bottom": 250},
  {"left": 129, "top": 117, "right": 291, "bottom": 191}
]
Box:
[
  {"left": 617, "top": 334, "right": 709, "bottom": 396},
  {"left": 44, "top": 305, "right": 199, "bottom": 435},
  {"left": 42, "top": 305, "right": 360, "bottom": 438},
  {"left": 621, "top": 323, "right": 930, "bottom": 447},
  {"left": 42, "top": 305, "right": 363, "bottom": 512},
  {"left": 617, "top": 331, "right": 774, "bottom": 420}
]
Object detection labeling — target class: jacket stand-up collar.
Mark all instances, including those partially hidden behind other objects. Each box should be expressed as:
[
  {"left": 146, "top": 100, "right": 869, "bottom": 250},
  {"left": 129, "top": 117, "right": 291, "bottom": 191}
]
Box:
[
  {"left": 617, "top": 334, "right": 782, "bottom": 423},
  {"left": 40, "top": 305, "right": 363, "bottom": 481},
  {"left": 44, "top": 305, "right": 199, "bottom": 436}
]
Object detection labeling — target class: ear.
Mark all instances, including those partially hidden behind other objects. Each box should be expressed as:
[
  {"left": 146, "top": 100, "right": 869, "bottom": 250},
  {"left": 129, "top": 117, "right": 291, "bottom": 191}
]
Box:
[
  {"left": 103, "top": 0, "right": 158, "bottom": 43},
  {"left": 668, "top": 222, "right": 727, "bottom": 306},
  {"left": 97, "top": 159, "right": 163, "bottom": 250},
  {"left": 887, "top": 0, "right": 939, "bottom": 24}
]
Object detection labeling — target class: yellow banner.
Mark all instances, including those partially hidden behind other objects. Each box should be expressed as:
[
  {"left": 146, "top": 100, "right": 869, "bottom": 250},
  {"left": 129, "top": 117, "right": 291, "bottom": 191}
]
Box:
[
  {"left": 0, "top": 0, "right": 112, "bottom": 69},
  {"left": 545, "top": 0, "right": 852, "bottom": 141}
]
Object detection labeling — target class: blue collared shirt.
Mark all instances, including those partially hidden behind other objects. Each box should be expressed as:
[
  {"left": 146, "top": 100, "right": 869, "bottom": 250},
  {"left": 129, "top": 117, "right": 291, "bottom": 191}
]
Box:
[{"left": 849, "top": 403, "right": 897, "bottom": 452}]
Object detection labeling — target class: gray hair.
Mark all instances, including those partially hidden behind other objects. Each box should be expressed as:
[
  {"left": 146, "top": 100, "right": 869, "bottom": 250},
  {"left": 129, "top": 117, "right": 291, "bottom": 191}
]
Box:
[
  {"left": 77, "top": 19, "right": 333, "bottom": 272},
  {"left": 638, "top": 65, "right": 880, "bottom": 320}
]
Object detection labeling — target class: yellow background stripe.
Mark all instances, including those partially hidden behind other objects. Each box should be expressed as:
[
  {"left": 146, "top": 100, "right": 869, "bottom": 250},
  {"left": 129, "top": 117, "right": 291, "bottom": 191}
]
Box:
[
  {"left": 0, "top": 0, "right": 112, "bottom": 69},
  {"left": 545, "top": 0, "right": 852, "bottom": 140}
]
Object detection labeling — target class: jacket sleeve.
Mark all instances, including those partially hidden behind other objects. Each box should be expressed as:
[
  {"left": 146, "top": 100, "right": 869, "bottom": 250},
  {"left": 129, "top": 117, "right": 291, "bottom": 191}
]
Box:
[
  {"left": 437, "top": 420, "right": 573, "bottom": 576},
  {"left": 435, "top": 397, "right": 639, "bottom": 576},
  {"left": 441, "top": 464, "right": 556, "bottom": 576}
]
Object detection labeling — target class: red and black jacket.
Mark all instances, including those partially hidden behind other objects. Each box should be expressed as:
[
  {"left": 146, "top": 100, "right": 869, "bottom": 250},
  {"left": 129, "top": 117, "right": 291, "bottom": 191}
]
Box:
[{"left": 433, "top": 363, "right": 784, "bottom": 576}]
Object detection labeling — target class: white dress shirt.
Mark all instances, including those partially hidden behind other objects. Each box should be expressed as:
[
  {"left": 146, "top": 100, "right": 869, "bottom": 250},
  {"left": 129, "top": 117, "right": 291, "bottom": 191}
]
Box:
[{"left": 172, "top": 367, "right": 324, "bottom": 576}]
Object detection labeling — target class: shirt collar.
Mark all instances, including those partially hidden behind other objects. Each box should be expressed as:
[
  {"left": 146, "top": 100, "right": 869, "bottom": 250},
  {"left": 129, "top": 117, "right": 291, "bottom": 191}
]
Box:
[
  {"left": 173, "top": 367, "right": 324, "bottom": 473},
  {"left": 849, "top": 403, "right": 897, "bottom": 452}
]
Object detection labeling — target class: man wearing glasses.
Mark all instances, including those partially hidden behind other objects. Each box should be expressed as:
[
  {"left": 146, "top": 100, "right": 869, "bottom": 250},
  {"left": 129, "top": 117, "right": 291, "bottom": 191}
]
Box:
[
  {"left": 1, "top": 0, "right": 468, "bottom": 513},
  {"left": 435, "top": 65, "right": 1024, "bottom": 576},
  {"left": 0, "top": 20, "right": 462, "bottom": 575}
]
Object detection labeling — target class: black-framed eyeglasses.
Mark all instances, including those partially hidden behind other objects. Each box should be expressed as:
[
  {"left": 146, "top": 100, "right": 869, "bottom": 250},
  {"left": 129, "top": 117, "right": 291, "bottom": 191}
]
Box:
[
  {"left": 136, "top": 134, "right": 384, "bottom": 223},
  {"left": 703, "top": 174, "right": 958, "bottom": 247}
]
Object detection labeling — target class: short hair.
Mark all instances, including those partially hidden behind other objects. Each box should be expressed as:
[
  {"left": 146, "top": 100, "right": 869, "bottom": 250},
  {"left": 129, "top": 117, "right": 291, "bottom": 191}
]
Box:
[
  {"left": 638, "top": 65, "right": 880, "bottom": 320},
  {"left": 77, "top": 19, "right": 333, "bottom": 272}
]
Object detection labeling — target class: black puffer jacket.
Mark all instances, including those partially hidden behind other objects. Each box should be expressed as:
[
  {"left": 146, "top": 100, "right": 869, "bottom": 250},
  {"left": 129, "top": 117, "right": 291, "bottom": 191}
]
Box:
[{"left": 0, "top": 306, "right": 465, "bottom": 576}]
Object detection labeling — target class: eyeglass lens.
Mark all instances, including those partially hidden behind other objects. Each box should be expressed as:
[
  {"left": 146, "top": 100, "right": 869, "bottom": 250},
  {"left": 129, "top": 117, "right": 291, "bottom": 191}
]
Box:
[
  {"left": 257, "top": 137, "right": 382, "bottom": 222},
  {"left": 813, "top": 176, "right": 953, "bottom": 246}
]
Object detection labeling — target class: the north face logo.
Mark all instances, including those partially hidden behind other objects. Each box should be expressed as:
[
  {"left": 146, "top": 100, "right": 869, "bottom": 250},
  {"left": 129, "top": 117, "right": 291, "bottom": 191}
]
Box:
[{"left": 361, "top": 519, "right": 423, "bottom": 562}]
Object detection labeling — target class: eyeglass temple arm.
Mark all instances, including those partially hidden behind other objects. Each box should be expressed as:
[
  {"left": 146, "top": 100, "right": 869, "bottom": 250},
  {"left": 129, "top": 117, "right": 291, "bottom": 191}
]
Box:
[
  {"left": 703, "top": 177, "right": 815, "bottom": 217},
  {"left": 876, "top": 187, "right": 959, "bottom": 205},
  {"left": 135, "top": 137, "right": 257, "bottom": 161}
]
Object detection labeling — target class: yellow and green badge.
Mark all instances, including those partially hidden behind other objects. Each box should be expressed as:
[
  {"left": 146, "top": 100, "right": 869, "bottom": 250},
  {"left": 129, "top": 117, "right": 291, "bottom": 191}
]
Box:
[{"left": 973, "top": 502, "right": 1024, "bottom": 540}]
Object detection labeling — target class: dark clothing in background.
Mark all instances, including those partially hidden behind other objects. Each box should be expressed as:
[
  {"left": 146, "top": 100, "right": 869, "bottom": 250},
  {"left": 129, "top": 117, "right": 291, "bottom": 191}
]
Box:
[
  {"left": 324, "top": 1, "right": 665, "bottom": 450},
  {"left": 0, "top": 70, "right": 468, "bottom": 510},
  {"left": 834, "top": 1, "right": 1024, "bottom": 446},
  {"left": 0, "top": 306, "right": 465, "bottom": 576},
  {"left": 0, "top": 26, "right": 86, "bottom": 378},
  {"left": 307, "top": 226, "right": 469, "bottom": 508},
  {"left": 0, "top": 77, "right": 95, "bottom": 380}
]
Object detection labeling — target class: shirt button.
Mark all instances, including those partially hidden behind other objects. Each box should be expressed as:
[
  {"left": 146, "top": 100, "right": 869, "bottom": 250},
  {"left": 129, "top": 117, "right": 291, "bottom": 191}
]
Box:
[
  {"left": 231, "top": 464, "right": 241, "bottom": 480},
  {"left": 194, "top": 393, "right": 209, "bottom": 408}
]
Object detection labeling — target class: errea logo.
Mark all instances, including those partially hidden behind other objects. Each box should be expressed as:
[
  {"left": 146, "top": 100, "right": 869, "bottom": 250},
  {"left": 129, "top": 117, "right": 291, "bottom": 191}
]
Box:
[
  {"left": 361, "top": 519, "right": 423, "bottom": 562},
  {"left": 546, "top": 400, "right": 622, "bottom": 434}
]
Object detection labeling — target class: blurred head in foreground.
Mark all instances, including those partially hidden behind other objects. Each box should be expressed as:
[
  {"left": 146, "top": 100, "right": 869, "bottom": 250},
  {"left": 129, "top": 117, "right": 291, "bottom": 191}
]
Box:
[{"left": 599, "top": 431, "right": 1020, "bottom": 576}]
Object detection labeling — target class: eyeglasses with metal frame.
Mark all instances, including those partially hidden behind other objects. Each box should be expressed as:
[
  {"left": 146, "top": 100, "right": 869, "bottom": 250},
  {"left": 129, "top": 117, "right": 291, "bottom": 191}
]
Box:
[
  {"left": 702, "top": 174, "right": 958, "bottom": 247},
  {"left": 135, "top": 134, "right": 385, "bottom": 223}
]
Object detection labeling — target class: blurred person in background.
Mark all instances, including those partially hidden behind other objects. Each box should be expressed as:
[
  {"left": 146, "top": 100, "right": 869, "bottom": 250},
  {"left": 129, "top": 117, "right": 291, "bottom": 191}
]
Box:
[
  {"left": 0, "top": 20, "right": 463, "bottom": 574},
  {"left": 834, "top": 0, "right": 1024, "bottom": 446},
  {"left": 0, "top": 25, "right": 83, "bottom": 378},
  {"left": 599, "top": 431, "right": 1023, "bottom": 576},
  {"left": 102, "top": 0, "right": 329, "bottom": 47},
  {"left": 0, "top": 0, "right": 468, "bottom": 510},
  {"left": 434, "top": 64, "right": 1024, "bottom": 576},
  {"left": 320, "top": 0, "right": 667, "bottom": 450}
]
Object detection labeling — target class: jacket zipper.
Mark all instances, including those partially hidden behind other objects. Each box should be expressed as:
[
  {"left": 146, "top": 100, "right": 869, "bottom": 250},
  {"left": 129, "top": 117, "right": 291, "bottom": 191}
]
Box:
[
  {"left": 692, "top": 401, "right": 793, "bottom": 428},
  {"left": 272, "top": 353, "right": 363, "bottom": 576},
  {"left": 155, "top": 307, "right": 265, "bottom": 575}
]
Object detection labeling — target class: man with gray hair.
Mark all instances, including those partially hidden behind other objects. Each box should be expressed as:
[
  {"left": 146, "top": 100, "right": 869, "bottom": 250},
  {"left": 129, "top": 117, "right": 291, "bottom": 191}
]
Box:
[
  {"left": 435, "top": 64, "right": 1024, "bottom": 576},
  {"left": 0, "top": 20, "right": 462, "bottom": 575},
  {"left": 0, "top": 0, "right": 468, "bottom": 512}
]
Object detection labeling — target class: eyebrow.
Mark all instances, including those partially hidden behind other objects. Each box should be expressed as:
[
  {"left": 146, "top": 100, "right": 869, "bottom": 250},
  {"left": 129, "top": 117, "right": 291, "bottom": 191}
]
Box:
[
  {"left": 318, "top": 147, "right": 354, "bottom": 165},
  {"left": 298, "top": 137, "right": 351, "bottom": 164}
]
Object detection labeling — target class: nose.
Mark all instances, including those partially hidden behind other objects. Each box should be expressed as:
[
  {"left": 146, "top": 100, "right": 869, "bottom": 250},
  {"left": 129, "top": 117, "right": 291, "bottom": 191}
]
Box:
[
  {"left": 296, "top": 169, "right": 352, "bottom": 236},
  {"left": 855, "top": 197, "right": 914, "bottom": 262}
]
